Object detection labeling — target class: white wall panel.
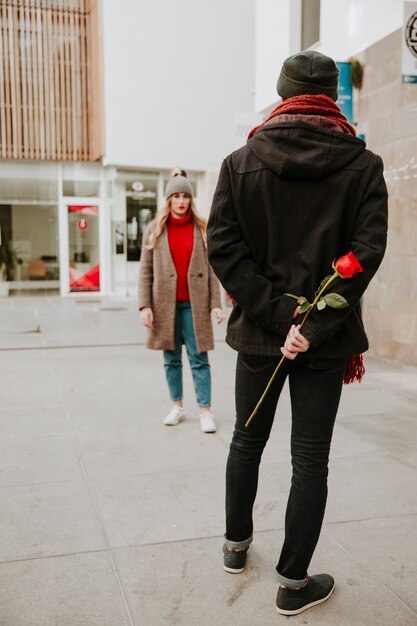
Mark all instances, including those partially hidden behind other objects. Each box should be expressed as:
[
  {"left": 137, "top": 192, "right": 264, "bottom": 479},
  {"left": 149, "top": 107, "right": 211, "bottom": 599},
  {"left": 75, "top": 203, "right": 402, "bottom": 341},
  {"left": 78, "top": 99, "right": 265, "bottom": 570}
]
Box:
[{"left": 102, "top": 0, "right": 255, "bottom": 172}]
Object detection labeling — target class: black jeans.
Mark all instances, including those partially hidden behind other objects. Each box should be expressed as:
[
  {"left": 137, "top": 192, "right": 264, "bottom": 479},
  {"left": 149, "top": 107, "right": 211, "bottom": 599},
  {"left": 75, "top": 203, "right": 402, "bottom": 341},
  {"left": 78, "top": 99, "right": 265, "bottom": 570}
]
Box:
[{"left": 225, "top": 352, "right": 346, "bottom": 584}]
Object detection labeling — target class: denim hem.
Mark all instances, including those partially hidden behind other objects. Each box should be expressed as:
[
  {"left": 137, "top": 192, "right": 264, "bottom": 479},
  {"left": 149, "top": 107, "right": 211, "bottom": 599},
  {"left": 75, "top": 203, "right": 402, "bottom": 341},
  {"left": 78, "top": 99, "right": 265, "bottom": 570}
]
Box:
[
  {"left": 224, "top": 534, "right": 253, "bottom": 550},
  {"left": 276, "top": 571, "right": 308, "bottom": 588}
]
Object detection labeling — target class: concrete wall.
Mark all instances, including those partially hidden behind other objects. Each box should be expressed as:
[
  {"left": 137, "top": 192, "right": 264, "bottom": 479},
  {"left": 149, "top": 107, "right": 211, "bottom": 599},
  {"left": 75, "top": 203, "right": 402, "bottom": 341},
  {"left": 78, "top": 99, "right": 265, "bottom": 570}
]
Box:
[
  {"left": 101, "top": 0, "right": 255, "bottom": 173},
  {"left": 354, "top": 29, "right": 417, "bottom": 365}
]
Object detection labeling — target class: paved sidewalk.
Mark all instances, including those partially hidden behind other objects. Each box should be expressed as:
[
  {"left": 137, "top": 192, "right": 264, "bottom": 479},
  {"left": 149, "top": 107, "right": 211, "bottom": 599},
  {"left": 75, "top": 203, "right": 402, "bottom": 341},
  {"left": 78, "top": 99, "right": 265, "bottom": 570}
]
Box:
[{"left": 0, "top": 296, "right": 416, "bottom": 625}]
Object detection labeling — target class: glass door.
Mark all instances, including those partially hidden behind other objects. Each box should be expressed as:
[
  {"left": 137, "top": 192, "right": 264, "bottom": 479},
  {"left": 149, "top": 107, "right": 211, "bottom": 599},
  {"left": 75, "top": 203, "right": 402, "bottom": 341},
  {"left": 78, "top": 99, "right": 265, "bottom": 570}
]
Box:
[{"left": 67, "top": 204, "right": 100, "bottom": 292}]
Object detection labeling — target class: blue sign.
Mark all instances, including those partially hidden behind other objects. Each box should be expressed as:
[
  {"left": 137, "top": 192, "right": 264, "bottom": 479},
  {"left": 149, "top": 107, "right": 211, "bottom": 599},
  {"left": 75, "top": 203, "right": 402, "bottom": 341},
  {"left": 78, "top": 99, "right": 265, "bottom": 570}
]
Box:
[{"left": 336, "top": 62, "right": 353, "bottom": 123}]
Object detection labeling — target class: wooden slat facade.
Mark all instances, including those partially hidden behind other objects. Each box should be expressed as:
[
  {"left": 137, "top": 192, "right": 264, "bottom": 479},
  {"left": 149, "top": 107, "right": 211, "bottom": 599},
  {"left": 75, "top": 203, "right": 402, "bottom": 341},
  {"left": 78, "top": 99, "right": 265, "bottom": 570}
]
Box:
[{"left": 0, "top": 0, "right": 103, "bottom": 161}]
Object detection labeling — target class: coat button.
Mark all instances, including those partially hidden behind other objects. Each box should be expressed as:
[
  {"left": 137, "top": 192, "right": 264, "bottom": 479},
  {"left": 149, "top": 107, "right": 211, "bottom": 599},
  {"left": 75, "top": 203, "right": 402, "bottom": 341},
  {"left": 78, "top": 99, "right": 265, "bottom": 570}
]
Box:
[
  {"left": 198, "top": 272, "right": 203, "bottom": 277},
  {"left": 169, "top": 274, "right": 174, "bottom": 277}
]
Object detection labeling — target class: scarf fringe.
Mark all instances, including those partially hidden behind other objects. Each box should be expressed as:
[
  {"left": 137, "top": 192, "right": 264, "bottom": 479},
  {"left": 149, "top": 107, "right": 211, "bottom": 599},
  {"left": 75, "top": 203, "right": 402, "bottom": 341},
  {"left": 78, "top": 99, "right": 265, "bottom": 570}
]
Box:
[{"left": 344, "top": 354, "right": 365, "bottom": 384}]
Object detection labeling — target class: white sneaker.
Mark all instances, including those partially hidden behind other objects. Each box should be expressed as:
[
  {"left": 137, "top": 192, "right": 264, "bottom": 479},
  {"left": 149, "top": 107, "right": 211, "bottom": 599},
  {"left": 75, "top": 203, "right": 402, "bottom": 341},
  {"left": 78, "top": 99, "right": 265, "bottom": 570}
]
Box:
[
  {"left": 163, "top": 406, "right": 185, "bottom": 426},
  {"left": 199, "top": 412, "right": 216, "bottom": 433}
]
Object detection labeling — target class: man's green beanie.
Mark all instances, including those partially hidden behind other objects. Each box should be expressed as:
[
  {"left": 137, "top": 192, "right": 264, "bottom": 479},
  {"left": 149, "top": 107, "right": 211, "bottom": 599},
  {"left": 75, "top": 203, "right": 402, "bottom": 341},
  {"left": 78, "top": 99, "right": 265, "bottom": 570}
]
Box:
[{"left": 277, "top": 50, "right": 339, "bottom": 101}]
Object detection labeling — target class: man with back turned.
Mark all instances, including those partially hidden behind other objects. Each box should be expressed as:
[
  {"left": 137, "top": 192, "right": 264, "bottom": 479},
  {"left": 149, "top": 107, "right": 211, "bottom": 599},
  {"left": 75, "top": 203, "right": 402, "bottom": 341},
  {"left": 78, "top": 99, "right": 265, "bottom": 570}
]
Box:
[{"left": 207, "top": 50, "right": 388, "bottom": 615}]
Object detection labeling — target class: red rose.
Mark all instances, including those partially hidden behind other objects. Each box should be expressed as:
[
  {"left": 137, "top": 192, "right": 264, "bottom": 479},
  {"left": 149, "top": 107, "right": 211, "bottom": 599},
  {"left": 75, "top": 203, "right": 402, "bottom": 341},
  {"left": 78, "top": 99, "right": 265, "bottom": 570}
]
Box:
[
  {"left": 246, "top": 252, "right": 365, "bottom": 427},
  {"left": 334, "top": 251, "right": 363, "bottom": 279}
]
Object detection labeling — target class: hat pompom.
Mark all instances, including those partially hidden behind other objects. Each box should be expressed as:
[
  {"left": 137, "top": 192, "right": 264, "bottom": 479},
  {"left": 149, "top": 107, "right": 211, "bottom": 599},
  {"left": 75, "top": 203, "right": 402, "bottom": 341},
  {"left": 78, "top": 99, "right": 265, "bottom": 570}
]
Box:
[{"left": 170, "top": 167, "right": 187, "bottom": 178}]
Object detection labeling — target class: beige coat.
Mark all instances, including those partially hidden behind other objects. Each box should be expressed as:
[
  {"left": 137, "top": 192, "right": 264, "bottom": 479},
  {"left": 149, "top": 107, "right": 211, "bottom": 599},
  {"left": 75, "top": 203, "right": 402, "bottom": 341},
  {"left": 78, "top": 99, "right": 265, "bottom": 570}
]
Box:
[{"left": 138, "top": 219, "right": 221, "bottom": 352}]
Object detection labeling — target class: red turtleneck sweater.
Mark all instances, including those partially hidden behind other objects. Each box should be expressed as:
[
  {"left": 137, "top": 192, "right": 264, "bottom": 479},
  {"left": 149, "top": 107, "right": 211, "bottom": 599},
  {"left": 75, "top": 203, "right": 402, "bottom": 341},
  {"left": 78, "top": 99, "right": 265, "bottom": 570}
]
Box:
[{"left": 167, "top": 211, "right": 194, "bottom": 301}]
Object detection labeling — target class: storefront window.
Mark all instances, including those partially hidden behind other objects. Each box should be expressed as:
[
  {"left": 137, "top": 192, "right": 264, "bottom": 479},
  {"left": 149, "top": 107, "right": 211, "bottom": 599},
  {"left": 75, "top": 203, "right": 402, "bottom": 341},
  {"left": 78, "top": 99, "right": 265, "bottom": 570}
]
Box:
[
  {"left": 0, "top": 163, "right": 59, "bottom": 290},
  {"left": 115, "top": 171, "right": 158, "bottom": 262}
]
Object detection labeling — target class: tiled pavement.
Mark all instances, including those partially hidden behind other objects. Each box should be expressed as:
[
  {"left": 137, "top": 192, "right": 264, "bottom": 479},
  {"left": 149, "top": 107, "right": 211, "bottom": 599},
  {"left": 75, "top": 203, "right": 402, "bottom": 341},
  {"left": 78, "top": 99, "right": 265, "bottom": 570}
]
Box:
[{"left": 0, "top": 296, "right": 416, "bottom": 625}]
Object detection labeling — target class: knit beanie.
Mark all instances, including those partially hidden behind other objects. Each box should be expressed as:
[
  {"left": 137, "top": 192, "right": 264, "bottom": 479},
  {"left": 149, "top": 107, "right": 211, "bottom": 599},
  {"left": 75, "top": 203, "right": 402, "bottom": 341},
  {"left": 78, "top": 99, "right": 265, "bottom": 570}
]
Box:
[
  {"left": 277, "top": 50, "right": 339, "bottom": 101},
  {"left": 165, "top": 167, "right": 194, "bottom": 199}
]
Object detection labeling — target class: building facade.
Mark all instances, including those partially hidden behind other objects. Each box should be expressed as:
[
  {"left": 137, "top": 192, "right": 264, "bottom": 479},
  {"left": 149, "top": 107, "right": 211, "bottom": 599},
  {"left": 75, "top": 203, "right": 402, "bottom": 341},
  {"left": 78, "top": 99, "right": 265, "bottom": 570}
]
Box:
[
  {"left": 0, "top": 0, "right": 255, "bottom": 297},
  {"left": 0, "top": 0, "right": 104, "bottom": 295}
]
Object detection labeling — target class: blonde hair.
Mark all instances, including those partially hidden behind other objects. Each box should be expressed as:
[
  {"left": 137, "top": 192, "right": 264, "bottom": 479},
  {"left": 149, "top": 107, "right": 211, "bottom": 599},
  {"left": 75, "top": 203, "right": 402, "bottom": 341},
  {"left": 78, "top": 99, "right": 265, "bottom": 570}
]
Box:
[{"left": 146, "top": 197, "right": 207, "bottom": 250}]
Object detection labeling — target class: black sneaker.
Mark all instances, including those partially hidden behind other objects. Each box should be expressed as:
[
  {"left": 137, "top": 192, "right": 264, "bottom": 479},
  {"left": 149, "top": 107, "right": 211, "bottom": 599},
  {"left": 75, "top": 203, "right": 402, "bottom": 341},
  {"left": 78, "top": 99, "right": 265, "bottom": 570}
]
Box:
[
  {"left": 222, "top": 544, "right": 249, "bottom": 574},
  {"left": 276, "top": 574, "right": 335, "bottom": 615}
]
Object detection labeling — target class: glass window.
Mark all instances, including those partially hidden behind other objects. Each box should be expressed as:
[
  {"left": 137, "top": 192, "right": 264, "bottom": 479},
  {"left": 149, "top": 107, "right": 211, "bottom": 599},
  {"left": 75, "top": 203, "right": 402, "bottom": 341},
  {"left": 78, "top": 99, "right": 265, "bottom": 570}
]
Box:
[
  {"left": 63, "top": 179, "right": 100, "bottom": 197},
  {"left": 62, "top": 163, "right": 101, "bottom": 197},
  {"left": 68, "top": 205, "right": 100, "bottom": 292},
  {"left": 116, "top": 171, "right": 159, "bottom": 262},
  {"left": 0, "top": 203, "right": 59, "bottom": 282},
  {"left": 0, "top": 163, "right": 60, "bottom": 289},
  {"left": 0, "top": 162, "right": 58, "bottom": 202}
]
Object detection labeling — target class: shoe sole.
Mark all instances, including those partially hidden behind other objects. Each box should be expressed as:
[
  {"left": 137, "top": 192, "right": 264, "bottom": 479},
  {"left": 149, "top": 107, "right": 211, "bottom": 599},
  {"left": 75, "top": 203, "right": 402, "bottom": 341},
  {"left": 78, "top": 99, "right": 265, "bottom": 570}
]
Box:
[
  {"left": 201, "top": 427, "right": 216, "bottom": 433},
  {"left": 276, "top": 584, "right": 335, "bottom": 615},
  {"left": 163, "top": 415, "right": 185, "bottom": 426},
  {"left": 223, "top": 564, "right": 245, "bottom": 574}
]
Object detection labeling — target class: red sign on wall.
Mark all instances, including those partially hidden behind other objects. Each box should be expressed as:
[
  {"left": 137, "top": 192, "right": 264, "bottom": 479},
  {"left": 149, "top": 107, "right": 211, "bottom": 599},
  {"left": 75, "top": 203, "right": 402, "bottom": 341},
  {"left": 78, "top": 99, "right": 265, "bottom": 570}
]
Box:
[{"left": 77, "top": 218, "right": 88, "bottom": 231}]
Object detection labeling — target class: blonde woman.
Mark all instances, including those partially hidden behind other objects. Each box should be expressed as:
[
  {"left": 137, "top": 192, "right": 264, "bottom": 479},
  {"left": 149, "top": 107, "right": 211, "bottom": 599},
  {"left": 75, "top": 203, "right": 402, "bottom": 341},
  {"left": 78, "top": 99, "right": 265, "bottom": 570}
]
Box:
[{"left": 139, "top": 168, "right": 224, "bottom": 432}]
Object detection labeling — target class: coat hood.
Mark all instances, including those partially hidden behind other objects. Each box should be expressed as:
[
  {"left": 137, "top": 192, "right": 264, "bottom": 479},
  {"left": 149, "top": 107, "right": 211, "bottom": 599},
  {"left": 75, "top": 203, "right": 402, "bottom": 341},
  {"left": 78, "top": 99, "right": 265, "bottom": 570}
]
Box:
[{"left": 248, "top": 118, "right": 366, "bottom": 179}]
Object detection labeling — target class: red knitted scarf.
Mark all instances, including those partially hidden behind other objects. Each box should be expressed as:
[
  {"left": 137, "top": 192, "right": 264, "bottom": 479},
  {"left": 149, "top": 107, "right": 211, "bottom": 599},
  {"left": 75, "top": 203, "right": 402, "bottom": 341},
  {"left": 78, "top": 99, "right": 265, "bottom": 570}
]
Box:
[
  {"left": 247, "top": 94, "right": 363, "bottom": 384},
  {"left": 248, "top": 94, "right": 356, "bottom": 140}
]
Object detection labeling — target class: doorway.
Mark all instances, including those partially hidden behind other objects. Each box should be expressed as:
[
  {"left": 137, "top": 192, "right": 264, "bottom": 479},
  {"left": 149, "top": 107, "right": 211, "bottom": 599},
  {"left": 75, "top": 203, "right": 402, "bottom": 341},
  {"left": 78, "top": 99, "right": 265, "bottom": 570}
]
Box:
[{"left": 67, "top": 204, "right": 100, "bottom": 292}]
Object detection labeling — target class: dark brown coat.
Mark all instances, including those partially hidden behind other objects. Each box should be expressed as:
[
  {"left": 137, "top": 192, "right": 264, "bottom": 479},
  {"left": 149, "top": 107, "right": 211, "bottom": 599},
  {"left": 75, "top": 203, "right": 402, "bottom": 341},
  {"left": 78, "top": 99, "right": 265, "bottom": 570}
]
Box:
[{"left": 139, "top": 220, "right": 221, "bottom": 352}]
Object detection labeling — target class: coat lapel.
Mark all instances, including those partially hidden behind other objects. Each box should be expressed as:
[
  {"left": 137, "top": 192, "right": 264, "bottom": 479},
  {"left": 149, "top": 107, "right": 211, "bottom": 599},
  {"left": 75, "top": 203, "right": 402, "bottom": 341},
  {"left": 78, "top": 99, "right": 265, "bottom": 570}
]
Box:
[
  {"left": 188, "top": 223, "right": 203, "bottom": 277},
  {"left": 159, "top": 227, "right": 176, "bottom": 274}
]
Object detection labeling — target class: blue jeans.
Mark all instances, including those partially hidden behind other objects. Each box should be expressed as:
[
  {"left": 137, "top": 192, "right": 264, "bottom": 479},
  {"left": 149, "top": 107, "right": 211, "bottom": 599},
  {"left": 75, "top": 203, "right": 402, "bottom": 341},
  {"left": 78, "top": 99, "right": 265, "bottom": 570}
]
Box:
[
  {"left": 225, "top": 352, "right": 346, "bottom": 587},
  {"left": 163, "top": 301, "right": 211, "bottom": 408}
]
